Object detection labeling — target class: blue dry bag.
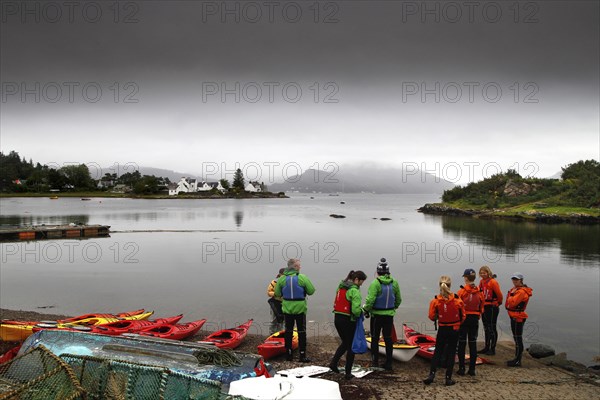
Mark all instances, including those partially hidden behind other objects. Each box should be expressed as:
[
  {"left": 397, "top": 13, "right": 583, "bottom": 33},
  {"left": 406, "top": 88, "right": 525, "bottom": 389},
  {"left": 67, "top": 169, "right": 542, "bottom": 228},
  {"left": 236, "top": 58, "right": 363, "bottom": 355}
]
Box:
[{"left": 351, "top": 314, "right": 368, "bottom": 354}]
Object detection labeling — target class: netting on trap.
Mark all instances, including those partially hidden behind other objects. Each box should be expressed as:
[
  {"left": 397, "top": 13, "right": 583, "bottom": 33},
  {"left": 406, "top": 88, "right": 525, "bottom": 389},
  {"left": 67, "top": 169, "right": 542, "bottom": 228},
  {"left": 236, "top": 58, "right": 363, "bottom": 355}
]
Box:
[
  {"left": 0, "top": 345, "right": 84, "bottom": 400},
  {"left": 60, "top": 353, "right": 222, "bottom": 400}
]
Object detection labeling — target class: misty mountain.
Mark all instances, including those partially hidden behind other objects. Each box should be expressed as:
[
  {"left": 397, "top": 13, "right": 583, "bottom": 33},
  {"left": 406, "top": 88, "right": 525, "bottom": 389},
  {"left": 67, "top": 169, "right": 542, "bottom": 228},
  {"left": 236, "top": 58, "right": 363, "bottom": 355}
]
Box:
[
  {"left": 269, "top": 166, "right": 454, "bottom": 194},
  {"left": 106, "top": 166, "right": 202, "bottom": 182}
]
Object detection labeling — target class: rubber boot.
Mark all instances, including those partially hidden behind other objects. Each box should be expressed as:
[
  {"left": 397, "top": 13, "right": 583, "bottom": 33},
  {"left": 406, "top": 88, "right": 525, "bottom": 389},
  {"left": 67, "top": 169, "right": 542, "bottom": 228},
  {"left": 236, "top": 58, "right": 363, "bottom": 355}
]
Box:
[
  {"left": 457, "top": 366, "right": 465, "bottom": 376},
  {"left": 285, "top": 348, "right": 293, "bottom": 361},
  {"left": 467, "top": 367, "right": 476, "bottom": 376},
  {"left": 423, "top": 370, "right": 435, "bottom": 385},
  {"left": 371, "top": 353, "right": 380, "bottom": 368},
  {"left": 506, "top": 346, "right": 522, "bottom": 367},
  {"left": 478, "top": 336, "right": 490, "bottom": 354},
  {"left": 299, "top": 352, "right": 311, "bottom": 363},
  {"left": 445, "top": 374, "right": 456, "bottom": 386},
  {"left": 489, "top": 334, "right": 497, "bottom": 356}
]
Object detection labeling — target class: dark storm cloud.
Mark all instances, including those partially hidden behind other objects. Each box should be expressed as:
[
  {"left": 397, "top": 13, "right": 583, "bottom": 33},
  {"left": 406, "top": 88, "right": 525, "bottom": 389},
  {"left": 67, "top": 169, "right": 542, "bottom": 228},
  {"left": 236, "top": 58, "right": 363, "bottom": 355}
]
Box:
[{"left": 1, "top": 1, "right": 598, "bottom": 180}]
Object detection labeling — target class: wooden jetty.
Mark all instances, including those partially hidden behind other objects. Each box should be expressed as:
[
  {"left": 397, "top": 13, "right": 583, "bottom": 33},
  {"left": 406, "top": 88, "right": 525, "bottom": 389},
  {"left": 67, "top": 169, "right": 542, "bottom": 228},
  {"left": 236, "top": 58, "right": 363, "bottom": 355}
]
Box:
[{"left": 0, "top": 224, "right": 111, "bottom": 242}]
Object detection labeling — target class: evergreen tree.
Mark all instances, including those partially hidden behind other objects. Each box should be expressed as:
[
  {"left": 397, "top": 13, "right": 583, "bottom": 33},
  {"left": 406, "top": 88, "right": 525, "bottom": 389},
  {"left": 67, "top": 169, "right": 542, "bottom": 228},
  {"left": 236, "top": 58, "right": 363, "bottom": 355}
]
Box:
[{"left": 232, "top": 169, "right": 245, "bottom": 191}]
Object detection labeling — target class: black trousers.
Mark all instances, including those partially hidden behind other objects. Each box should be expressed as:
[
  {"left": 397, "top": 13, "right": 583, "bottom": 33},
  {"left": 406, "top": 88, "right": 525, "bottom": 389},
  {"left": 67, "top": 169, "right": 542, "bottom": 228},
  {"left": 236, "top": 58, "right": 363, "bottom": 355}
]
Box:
[
  {"left": 457, "top": 314, "right": 479, "bottom": 370},
  {"left": 370, "top": 314, "right": 394, "bottom": 365},
  {"left": 331, "top": 313, "right": 357, "bottom": 374},
  {"left": 510, "top": 318, "right": 526, "bottom": 360},
  {"left": 481, "top": 305, "right": 499, "bottom": 349},
  {"left": 284, "top": 313, "right": 307, "bottom": 353},
  {"left": 430, "top": 326, "right": 459, "bottom": 378}
]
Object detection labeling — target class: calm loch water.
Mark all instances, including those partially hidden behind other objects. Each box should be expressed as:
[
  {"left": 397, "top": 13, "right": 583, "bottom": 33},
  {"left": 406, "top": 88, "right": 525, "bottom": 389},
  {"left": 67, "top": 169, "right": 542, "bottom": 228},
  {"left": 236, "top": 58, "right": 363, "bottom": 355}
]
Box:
[{"left": 1, "top": 195, "right": 598, "bottom": 364}]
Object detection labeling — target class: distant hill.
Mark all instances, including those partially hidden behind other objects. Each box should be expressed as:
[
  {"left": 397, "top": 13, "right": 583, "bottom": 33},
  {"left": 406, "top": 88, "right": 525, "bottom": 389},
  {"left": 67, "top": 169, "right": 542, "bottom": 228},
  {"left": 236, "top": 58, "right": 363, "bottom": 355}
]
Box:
[
  {"left": 121, "top": 166, "right": 202, "bottom": 182},
  {"left": 269, "top": 165, "right": 454, "bottom": 194}
]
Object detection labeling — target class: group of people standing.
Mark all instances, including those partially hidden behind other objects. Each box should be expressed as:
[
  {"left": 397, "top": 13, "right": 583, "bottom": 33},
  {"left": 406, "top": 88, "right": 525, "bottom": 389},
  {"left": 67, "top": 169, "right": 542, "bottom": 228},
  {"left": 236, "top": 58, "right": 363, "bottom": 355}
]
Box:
[
  {"left": 266, "top": 259, "right": 532, "bottom": 385},
  {"left": 424, "top": 266, "right": 533, "bottom": 386}
]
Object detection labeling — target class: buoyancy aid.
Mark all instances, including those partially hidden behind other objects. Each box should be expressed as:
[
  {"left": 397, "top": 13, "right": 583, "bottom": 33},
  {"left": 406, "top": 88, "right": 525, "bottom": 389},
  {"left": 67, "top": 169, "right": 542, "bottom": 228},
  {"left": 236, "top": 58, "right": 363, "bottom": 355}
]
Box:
[
  {"left": 333, "top": 287, "right": 351, "bottom": 314},
  {"left": 437, "top": 294, "right": 462, "bottom": 326},
  {"left": 373, "top": 278, "right": 396, "bottom": 310},
  {"left": 460, "top": 285, "right": 483, "bottom": 315},
  {"left": 479, "top": 277, "right": 501, "bottom": 305},
  {"left": 282, "top": 273, "right": 305, "bottom": 301},
  {"left": 506, "top": 286, "right": 532, "bottom": 312}
]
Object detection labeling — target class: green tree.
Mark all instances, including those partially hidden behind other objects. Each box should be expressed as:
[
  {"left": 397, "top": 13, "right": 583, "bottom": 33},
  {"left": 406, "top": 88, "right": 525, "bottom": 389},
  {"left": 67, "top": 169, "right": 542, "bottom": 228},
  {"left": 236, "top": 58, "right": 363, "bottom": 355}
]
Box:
[
  {"left": 220, "top": 178, "right": 231, "bottom": 191},
  {"left": 232, "top": 168, "right": 245, "bottom": 191},
  {"left": 60, "top": 164, "right": 94, "bottom": 190}
]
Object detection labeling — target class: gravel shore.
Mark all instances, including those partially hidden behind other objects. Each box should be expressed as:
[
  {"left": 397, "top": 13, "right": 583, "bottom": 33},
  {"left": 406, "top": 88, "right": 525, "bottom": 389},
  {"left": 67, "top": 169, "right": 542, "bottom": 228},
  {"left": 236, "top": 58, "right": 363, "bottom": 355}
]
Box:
[{"left": 2, "top": 308, "right": 599, "bottom": 399}]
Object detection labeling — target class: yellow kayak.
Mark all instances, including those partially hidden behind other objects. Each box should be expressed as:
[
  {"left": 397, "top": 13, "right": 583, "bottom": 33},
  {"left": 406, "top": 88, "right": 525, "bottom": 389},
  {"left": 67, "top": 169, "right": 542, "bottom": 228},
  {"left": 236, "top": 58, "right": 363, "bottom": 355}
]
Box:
[{"left": 0, "top": 310, "right": 153, "bottom": 342}]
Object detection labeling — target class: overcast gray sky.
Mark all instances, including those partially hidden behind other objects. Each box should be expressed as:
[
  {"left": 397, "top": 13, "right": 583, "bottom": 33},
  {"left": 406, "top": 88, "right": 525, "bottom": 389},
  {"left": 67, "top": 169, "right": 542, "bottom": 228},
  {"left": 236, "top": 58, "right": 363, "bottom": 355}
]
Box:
[{"left": 1, "top": 0, "right": 598, "bottom": 183}]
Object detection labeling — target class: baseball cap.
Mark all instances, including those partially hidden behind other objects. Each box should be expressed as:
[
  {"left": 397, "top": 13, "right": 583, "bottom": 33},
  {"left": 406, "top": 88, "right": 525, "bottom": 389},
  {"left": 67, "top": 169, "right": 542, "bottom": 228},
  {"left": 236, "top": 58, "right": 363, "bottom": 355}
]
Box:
[{"left": 511, "top": 272, "right": 524, "bottom": 280}]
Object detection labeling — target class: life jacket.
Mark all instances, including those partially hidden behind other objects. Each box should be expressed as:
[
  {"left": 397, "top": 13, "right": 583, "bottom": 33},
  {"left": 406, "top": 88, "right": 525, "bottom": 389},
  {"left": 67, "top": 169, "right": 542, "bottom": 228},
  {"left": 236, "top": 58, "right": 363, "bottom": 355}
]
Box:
[
  {"left": 373, "top": 278, "right": 395, "bottom": 310},
  {"left": 506, "top": 287, "right": 531, "bottom": 312},
  {"left": 437, "top": 294, "right": 462, "bottom": 326},
  {"left": 461, "top": 286, "right": 482, "bottom": 314},
  {"left": 333, "top": 287, "right": 351, "bottom": 314},
  {"left": 479, "top": 278, "right": 498, "bottom": 303},
  {"left": 282, "top": 273, "right": 305, "bottom": 301}
]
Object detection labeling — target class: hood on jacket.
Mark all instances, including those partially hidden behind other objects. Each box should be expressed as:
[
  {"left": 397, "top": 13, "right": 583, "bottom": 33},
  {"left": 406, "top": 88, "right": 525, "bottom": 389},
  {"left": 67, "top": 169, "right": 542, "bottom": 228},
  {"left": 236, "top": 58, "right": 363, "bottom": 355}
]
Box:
[
  {"left": 460, "top": 284, "right": 480, "bottom": 294},
  {"left": 520, "top": 286, "right": 533, "bottom": 296},
  {"left": 338, "top": 279, "right": 355, "bottom": 290},
  {"left": 376, "top": 275, "right": 394, "bottom": 285}
]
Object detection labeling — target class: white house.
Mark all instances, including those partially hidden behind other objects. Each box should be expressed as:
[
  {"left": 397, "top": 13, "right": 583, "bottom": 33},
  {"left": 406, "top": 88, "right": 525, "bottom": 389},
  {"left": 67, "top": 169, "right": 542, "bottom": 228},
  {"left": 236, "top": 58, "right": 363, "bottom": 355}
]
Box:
[
  {"left": 169, "top": 178, "right": 226, "bottom": 195},
  {"left": 245, "top": 181, "right": 262, "bottom": 192}
]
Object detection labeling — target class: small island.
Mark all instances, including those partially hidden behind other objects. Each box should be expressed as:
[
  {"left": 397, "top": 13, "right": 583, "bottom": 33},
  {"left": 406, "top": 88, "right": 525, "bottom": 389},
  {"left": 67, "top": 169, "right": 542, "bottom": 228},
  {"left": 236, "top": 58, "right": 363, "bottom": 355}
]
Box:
[
  {"left": 419, "top": 160, "right": 600, "bottom": 224},
  {"left": 0, "top": 151, "right": 286, "bottom": 199}
]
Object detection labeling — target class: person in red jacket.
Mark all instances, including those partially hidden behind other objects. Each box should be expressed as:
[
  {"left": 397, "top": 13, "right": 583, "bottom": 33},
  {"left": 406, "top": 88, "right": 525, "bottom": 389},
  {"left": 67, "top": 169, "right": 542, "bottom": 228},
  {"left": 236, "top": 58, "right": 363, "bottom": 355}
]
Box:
[
  {"left": 478, "top": 265, "right": 503, "bottom": 355},
  {"left": 505, "top": 273, "right": 533, "bottom": 367},
  {"left": 456, "top": 268, "right": 484, "bottom": 376},
  {"left": 329, "top": 270, "right": 367, "bottom": 380},
  {"left": 423, "top": 276, "right": 466, "bottom": 386}
]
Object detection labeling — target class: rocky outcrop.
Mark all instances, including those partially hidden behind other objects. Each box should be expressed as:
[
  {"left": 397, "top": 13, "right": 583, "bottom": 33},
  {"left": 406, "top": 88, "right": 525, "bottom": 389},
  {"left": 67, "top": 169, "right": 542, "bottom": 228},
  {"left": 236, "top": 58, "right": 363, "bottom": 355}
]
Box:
[
  {"left": 418, "top": 203, "right": 600, "bottom": 224},
  {"left": 528, "top": 343, "right": 556, "bottom": 359},
  {"left": 503, "top": 179, "right": 541, "bottom": 197},
  {"left": 417, "top": 204, "right": 478, "bottom": 217}
]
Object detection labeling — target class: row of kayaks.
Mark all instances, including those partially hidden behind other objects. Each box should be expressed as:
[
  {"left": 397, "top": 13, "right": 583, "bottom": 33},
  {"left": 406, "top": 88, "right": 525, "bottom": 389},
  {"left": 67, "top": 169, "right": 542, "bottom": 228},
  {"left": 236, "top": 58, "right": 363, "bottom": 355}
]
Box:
[
  {"left": 1, "top": 309, "right": 241, "bottom": 344},
  {"left": 2, "top": 309, "right": 487, "bottom": 366}
]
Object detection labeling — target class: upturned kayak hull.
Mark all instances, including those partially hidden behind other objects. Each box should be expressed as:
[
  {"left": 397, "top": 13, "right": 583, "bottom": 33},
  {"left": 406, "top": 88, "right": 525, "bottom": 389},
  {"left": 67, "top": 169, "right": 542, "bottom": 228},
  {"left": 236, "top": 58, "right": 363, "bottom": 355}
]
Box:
[{"left": 18, "top": 330, "right": 274, "bottom": 384}]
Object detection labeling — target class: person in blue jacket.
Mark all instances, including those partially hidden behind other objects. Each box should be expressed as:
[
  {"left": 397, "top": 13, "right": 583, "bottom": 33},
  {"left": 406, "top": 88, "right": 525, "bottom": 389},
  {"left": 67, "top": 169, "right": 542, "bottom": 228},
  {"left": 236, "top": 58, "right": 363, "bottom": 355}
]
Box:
[
  {"left": 363, "top": 258, "right": 402, "bottom": 371},
  {"left": 275, "top": 258, "right": 316, "bottom": 362}
]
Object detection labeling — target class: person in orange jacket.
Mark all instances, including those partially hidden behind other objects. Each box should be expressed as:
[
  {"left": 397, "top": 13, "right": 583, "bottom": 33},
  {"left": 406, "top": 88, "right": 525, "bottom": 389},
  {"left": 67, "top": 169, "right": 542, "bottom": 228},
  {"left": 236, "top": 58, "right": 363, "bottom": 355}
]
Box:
[
  {"left": 456, "top": 268, "right": 485, "bottom": 376},
  {"left": 478, "top": 265, "right": 503, "bottom": 355},
  {"left": 423, "top": 276, "right": 466, "bottom": 386},
  {"left": 505, "top": 273, "right": 533, "bottom": 367}
]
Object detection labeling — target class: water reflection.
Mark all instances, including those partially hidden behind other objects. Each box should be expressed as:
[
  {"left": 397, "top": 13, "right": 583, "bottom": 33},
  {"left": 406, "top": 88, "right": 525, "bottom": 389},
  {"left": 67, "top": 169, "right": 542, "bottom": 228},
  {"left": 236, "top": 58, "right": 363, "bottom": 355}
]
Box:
[
  {"left": 438, "top": 216, "right": 600, "bottom": 266},
  {"left": 0, "top": 215, "right": 90, "bottom": 226},
  {"left": 234, "top": 211, "right": 244, "bottom": 228}
]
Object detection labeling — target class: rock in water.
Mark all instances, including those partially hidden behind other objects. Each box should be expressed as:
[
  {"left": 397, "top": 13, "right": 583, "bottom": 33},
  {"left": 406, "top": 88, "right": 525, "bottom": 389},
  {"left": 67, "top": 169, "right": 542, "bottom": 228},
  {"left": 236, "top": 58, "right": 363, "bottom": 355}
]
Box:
[{"left": 528, "top": 343, "right": 556, "bottom": 358}]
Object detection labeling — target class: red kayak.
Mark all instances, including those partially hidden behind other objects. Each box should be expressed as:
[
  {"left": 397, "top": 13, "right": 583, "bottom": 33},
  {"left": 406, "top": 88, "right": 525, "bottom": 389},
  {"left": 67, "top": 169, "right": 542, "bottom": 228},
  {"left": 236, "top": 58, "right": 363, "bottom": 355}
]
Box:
[
  {"left": 198, "top": 319, "right": 253, "bottom": 349},
  {"left": 257, "top": 330, "right": 299, "bottom": 360},
  {"left": 403, "top": 324, "right": 488, "bottom": 364},
  {"left": 138, "top": 319, "right": 207, "bottom": 340},
  {"left": 57, "top": 309, "right": 146, "bottom": 324}
]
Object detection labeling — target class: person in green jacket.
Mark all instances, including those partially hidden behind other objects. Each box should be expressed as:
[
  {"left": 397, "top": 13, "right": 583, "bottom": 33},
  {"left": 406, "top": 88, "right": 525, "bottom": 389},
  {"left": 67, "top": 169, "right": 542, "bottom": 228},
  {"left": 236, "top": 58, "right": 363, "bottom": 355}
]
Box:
[
  {"left": 363, "top": 258, "right": 402, "bottom": 370},
  {"left": 329, "top": 270, "right": 367, "bottom": 380},
  {"left": 274, "top": 258, "right": 316, "bottom": 362}
]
